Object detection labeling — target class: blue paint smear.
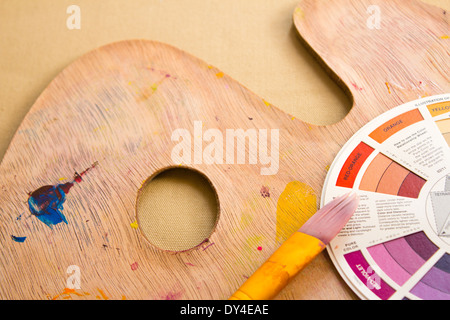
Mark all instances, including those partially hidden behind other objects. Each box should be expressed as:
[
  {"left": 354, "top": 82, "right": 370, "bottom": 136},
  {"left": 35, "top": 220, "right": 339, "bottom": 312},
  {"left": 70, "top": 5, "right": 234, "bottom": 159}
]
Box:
[
  {"left": 11, "top": 235, "right": 27, "bottom": 243},
  {"left": 27, "top": 162, "right": 98, "bottom": 229},
  {"left": 27, "top": 183, "right": 73, "bottom": 229}
]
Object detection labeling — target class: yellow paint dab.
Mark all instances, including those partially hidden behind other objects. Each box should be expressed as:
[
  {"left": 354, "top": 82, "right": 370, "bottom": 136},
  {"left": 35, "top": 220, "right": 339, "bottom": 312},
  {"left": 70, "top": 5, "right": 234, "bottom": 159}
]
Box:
[
  {"left": 275, "top": 181, "right": 317, "bottom": 243},
  {"left": 295, "top": 7, "right": 305, "bottom": 19},
  {"left": 216, "top": 72, "right": 224, "bottom": 78},
  {"left": 93, "top": 125, "right": 106, "bottom": 132},
  {"left": 151, "top": 84, "right": 158, "bottom": 92},
  {"left": 246, "top": 235, "right": 263, "bottom": 248},
  {"left": 440, "top": 35, "right": 449, "bottom": 39},
  {"left": 262, "top": 99, "right": 270, "bottom": 107},
  {"left": 240, "top": 211, "right": 253, "bottom": 229},
  {"left": 130, "top": 220, "right": 139, "bottom": 229}
]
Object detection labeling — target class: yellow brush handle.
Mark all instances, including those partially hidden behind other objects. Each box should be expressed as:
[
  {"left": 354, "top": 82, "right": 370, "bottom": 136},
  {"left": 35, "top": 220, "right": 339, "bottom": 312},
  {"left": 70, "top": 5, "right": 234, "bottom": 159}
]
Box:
[{"left": 229, "top": 232, "right": 325, "bottom": 300}]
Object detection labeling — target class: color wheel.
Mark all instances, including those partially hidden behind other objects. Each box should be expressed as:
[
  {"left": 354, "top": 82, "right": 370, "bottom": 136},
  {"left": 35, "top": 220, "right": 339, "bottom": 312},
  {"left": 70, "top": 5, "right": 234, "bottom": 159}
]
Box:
[{"left": 322, "top": 94, "right": 450, "bottom": 300}]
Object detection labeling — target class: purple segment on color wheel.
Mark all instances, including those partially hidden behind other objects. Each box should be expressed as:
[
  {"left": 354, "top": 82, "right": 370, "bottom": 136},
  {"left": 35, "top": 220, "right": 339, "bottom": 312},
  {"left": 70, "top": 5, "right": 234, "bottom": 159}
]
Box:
[
  {"left": 420, "top": 266, "right": 450, "bottom": 292},
  {"left": 344, "top": 250, "right": 395, "bottom": 300},
  {"left": 383, "top": 237, "right": 427, "bottom": 274},
  {"left": 411, "top": 254, "right": 450, "bottom": 300},
  {"left": 404, "top": 232, "right": 439, "bottom": 261},
  {"left": 411, "top": 282, "right": 450, "bottom": 300},
  {"left": 367, "top": 232, "right": 439, "bottom": 287},
  {"left": 435, "top": 253, "right": 450, "bottom": 273},
  {"left": 420, "top": 253, "right": 450, "bottom": 295}
]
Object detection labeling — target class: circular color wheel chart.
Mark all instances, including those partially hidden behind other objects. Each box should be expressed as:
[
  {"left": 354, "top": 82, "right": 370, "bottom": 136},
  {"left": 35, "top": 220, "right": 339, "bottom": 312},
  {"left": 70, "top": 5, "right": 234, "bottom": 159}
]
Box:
[{"left": 322, "top": 94, "right": 450, "bottom": 300}]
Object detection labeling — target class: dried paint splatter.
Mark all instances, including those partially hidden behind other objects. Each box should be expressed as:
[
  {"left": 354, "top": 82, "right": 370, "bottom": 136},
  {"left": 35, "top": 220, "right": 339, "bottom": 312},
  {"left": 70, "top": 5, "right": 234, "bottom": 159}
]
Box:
[
  {"left": 131, "top": 262, "right": 139, "bottom": 271},
  {"left": 50, "top": 287, "right": 113, "bottom": 300},
  {"left": 11, "top": 235, "right": 26, "bottom": 243},
  {"left": 351, "top": 82, "right": 363, "bottom": 91},
  {"left": 385, "top": 82, "right": 392, "bottom": 94},
  {"left": 137, "top": 77, "right": 169, "bottom": 101},
  {"left": 96, "top": 289, "right": 109, "bottom": 300},
  {"left": 260, "top": 186, "right": 270, "bottom": 198},
  {"left": 50, "top": 288, "right": 90, "bottom": 300},
  {"left": 295, "top": 7, "right": 305, "bottom": 19},
  {"left": 130, "top": 220, "right": 139, "bottom": 229},
  {"left": 27, "top": 162, "right": 98, "bottom": 229},
  {"left": 16, "top": 212, "right": 25, "bottom": 220},
  {"left": 135, "top": 68, "right": 175, "bottom": 102},
  {"left": 164, "top": 291, "right": 183, "bottom": 300},
  {"left": 202, "top": 242, "right": 215, "bottom": 251}
]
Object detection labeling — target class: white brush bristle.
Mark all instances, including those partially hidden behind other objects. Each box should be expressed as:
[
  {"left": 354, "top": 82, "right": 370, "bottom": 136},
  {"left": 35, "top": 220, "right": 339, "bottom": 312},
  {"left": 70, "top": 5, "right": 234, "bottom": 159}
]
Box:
[{"left": 299, "top": 192, "right": 359, "bottom": 244}]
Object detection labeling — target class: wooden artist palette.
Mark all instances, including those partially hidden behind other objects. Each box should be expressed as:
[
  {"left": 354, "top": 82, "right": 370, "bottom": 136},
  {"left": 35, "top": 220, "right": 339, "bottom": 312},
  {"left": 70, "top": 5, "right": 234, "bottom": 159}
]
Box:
[{"left": 0, "top": 0, "right": 448, "bottom": 299}]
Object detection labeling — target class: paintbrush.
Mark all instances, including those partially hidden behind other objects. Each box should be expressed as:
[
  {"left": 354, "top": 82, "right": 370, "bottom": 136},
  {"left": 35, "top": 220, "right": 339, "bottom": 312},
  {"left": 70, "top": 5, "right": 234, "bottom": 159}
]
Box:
[{"left": 229, "top": 192, "right": 359, "bottom": 300}]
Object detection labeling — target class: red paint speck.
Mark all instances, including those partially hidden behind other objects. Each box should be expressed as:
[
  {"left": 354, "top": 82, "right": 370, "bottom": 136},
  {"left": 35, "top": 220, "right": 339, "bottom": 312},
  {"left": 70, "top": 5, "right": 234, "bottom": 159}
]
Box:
[
  {"left": 351, "top": 82, "right": 363, "bottom": 91},
  {"left": 165, "top": 291, "right": 183, "bottom": 300},
  {"left": 257, "top": 246, "right": 263, "bottom": 251},
  {"left": 131, "top": 262, "right": 139, "bottom": 271}
]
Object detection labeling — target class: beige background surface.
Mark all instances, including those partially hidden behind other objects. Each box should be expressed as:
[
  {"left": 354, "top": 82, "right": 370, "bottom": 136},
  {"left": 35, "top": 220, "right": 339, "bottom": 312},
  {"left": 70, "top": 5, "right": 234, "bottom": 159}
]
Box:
[
  {"left": 1, "top": 0, "right": 446, "bottom": 160},
  {"left": 0, "top": 0, "right": 448, "bottom": 299}
]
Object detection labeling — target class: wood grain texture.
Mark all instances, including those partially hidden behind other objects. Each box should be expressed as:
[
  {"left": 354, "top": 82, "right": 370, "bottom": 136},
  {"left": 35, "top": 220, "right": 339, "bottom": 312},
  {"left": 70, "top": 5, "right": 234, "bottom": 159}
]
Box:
[{"left": 0, "top": 0, "right": 448, "bottom": 299}]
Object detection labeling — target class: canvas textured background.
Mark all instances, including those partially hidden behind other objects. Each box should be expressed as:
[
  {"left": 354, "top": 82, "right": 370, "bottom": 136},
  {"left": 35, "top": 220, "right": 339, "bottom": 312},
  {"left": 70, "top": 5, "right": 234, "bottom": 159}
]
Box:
[{"left": 0, "top": 0, "right": 447, "bottom": 250}]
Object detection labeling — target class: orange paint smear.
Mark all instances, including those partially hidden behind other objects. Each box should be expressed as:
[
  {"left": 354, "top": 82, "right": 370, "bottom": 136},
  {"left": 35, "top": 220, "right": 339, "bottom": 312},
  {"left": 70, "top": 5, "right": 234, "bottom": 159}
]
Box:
[
  {"left": 385, "top": 82, "right": 391, "bottom": 94},
  {"left": 97, "top": 288, "right": 109, "bottom": 300},
  {"left": 51, "top": 288, "right": 90, "bottom": 300},
  {"left": 51, "top": 288, "right": 112, "bottom": 300}
]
